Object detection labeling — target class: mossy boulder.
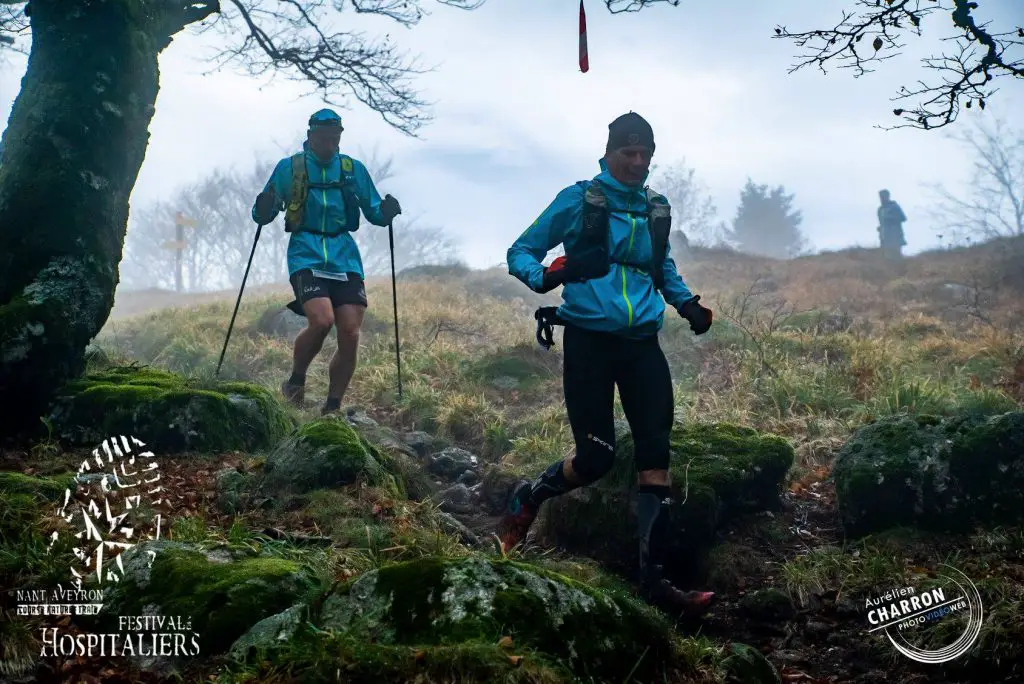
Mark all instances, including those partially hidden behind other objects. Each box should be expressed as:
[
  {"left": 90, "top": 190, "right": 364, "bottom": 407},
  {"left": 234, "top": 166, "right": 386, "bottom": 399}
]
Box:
[
  {"left": 233, "top": 556, "right": 698, "bottom": 683},
  {"left": 48, "top": 367, "right": 294, "bottom": 453},
  {"left": 0, "top": 471, "right": 74, "bottom": 542},
  {"left": 738, "top": 588, "right": 795, "bottom": 622},
  {"left": 465, "top": 344, "right": 557, "bottom": 390},
  {"left": 96, "top": 541, "right": 315, "bottom": 655},
  {"left": 258, "top": 417, "right": 403, "bottom": 498},
  {"left": 215, "top": 467, "right": 251, "bottom": 514},
  {"left": 537, "top": 421, "right": 794, "bottom": 584},
  {"left": 480, "top": 464, "right": 522, "bottom": 515},
  {"left": 348, "top": 418, "right": 436, "bottom": 500},
  {"left": 833, "top": 411, "right": 1024, "bottom": 537},
  {"left": 721, "top": 643, "right": 782, "bottom": 684},
  {"left": 0, "top": 471, "right": 74, "bottom": 499}
]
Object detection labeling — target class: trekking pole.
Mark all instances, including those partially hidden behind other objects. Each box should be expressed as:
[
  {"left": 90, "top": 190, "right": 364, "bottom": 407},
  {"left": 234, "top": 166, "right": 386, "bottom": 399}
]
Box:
[
  {"left": 216, "top": 223, "right": 263, "bottom": 377},
  {"left": 388, "top": 220, "right": 403, "bottom": 400}
]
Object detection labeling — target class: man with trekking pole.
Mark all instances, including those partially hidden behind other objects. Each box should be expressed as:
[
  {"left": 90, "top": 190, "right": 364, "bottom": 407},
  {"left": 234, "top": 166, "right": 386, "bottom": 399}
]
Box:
[{"left": 248, "top": 108, "right": 403, "bottom": 415}]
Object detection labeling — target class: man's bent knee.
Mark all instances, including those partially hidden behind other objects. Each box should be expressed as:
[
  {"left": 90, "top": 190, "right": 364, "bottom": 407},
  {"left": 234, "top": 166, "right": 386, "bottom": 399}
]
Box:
[
  {"left": 336, "top": 321, "right": 361, "bottom": 343},
  {"left": 304, "top": 299, "right": 335, "bottom": 334},
  {"left": 569, "top": 433, "right": 616, "bottom": 484},
  {"left": 334, "top": 305, "right": 364, "bottom": 343}
]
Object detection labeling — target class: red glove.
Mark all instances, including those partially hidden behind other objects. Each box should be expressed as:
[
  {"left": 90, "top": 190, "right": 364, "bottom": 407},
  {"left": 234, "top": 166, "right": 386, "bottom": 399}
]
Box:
[{"left": 537, "top": 256, "right": 573, "bottom": 293}]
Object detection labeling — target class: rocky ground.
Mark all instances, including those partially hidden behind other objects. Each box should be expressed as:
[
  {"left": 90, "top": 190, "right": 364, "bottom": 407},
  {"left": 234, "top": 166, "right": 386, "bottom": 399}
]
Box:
[{"left": 5, "top": 242, "right": 1024, "bottom": 683}]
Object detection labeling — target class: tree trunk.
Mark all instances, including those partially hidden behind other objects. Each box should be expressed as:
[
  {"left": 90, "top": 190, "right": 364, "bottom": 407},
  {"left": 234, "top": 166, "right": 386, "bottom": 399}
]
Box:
[{"left": 0, "top": 0, "right": 166, "bottom": 437}]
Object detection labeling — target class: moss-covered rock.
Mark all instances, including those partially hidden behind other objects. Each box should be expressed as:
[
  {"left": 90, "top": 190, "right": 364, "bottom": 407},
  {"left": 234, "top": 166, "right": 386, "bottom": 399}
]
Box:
[
  {"left": 349, "top": 418, "right": 436, "bottom": 500},
  {"left": 948, "top": 411, "right": 1024, "bottom": 521},
  {"left": 0, "top": 471, "right": 74, "bottom": 543},
  {"left": 97, "top": 541, "right": 314, "bottom": 655},
  {"left": 215, "top": 467, "right": 250, "bottom": 515},
  {"left": 833, "top": 411, "right": 1024, "bottom": 536},
  {"left": 259, "top": 417, "right": 402, "bottom": 498},
  {"left": 738, "top": 588, "right": 795, "bottom": 622},
  {"left": 536, "top": 421, "right": 794, "bottom": 583},
  {"left": 465, "top": 344, "right": 557, "bottom": 389},
  {"left": 0, "top": 471, "right": 74, "bottom": 499},
  {"left": 47, "top": 367, "right": 294, "bottom": 453},
  {"left": 480, "top": 464, "right": 521, "bottom": 515},
  {"left": 243, "top": 556, "right": 696, "bottom": 683},
  {"left": 721, "top": 643, "right": 782, "bottom": 684}
]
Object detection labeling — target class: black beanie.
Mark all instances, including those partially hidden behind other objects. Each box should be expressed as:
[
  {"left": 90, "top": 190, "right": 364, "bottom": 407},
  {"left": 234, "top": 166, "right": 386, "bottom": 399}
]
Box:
[{"left": 607, "top": 112, "right": 655, "bottom": 153}]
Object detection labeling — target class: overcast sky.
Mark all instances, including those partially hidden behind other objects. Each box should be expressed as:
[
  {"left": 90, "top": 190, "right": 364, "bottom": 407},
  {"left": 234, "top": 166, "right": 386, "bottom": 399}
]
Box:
[{"left": 2, "top": 0, "right": 1022, "bottom": 270}]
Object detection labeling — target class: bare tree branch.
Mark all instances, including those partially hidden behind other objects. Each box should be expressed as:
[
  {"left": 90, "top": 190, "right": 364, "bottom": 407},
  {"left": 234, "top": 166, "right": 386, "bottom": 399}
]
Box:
[
  {"left": 604, "top": 0, "right": 679, "bottom": 14},
  {"left": 4, "top": 0, "right": 685, "bottom": 136},
  {"left": 774, "top": 0, "right": 1024, "bottom": 130},
  {"left": 649, "top": 158, "right": 721, "bottom": 246},
  {"left": 929, "top": 116, "right": 1024, "bottom": 242},
  {"left": 0, "top": 1, "right": 28, "bottom": 56}
]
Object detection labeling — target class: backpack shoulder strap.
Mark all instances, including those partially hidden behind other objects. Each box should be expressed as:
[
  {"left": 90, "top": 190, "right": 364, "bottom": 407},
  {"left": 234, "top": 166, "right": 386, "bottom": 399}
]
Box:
[
  {"left": 285, "top": 153, "right": 308, "bottom": 231},
  {"left": 339, "top": 154, "right": 354, "bottom": 173},
  {"left": 645, "top": 186, "right": 671, "bottom": 290}
]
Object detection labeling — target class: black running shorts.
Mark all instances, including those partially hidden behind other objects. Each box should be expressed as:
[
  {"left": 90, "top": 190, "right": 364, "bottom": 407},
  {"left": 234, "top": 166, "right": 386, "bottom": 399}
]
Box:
[{"left": 289, "top": 269, "right": 368, "bottom": 309}]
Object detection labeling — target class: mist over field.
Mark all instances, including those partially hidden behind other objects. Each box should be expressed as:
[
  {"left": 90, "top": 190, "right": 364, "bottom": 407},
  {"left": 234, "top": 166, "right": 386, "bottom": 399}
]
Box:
[{"left": 1, "top": 2, "right": 1023, "bottom": 683}]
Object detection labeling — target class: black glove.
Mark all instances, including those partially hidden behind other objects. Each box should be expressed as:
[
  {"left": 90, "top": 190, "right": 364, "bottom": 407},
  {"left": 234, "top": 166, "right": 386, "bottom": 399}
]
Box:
[
  {"left": 536, "top": 256, "right": 584, "bottom": 294},
  {"left": 679, "top": 295, "right": 713, "bottom": 335},
  {"left": 254, "top": 189, "right": 277, "bottom": 224},
  {"left": 381, "top": 194, "right": 401, "bottom": 223}
]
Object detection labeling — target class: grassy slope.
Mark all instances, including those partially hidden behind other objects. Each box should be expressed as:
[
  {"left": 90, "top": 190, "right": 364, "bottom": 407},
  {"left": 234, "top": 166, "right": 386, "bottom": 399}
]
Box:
[
  {"left": 96, "top": 239, "right": 1024, "bottom": 480},
  {"left": 5, "top": 238, "right": 1024, "bottom": 682}
]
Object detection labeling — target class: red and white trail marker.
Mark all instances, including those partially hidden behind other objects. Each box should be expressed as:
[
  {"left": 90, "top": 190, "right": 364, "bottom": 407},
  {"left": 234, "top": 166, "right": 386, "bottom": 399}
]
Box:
[{"left": 579, "top": 0, "right": 589, "bottom": 73}]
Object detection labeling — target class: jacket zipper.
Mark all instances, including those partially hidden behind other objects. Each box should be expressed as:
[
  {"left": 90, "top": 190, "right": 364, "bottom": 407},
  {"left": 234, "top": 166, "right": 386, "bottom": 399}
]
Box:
[
  {"left": 321, "top": 167, "right": 328, "bottom": 267},
  {"left": 622, "top": 197, "right": 636, "bottom": 328}
]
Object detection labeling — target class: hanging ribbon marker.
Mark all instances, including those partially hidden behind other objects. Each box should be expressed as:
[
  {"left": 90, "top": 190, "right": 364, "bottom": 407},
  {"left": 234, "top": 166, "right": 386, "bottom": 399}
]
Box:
[{"left": 579, "top": 0, "right": 589, "bottom": 73}]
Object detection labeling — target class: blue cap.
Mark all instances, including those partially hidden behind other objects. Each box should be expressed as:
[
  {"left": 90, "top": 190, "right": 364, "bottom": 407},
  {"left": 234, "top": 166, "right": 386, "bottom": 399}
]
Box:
[{"left": 308, "top": 108, "right": 343, "bottom": 129}]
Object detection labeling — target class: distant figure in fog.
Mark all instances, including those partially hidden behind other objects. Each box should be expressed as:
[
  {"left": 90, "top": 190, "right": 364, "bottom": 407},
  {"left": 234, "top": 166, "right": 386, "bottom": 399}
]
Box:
[{"left": 876, "top": 189, "right": 907, "bottom": 260}]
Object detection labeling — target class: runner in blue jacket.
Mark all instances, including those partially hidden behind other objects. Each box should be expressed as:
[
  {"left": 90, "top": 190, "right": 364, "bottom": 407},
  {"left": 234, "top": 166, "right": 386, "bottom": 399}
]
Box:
[
  {"left": 498, "top": 112, "right": 716, "bottom": 615},
  {"left": 252, "top": 109, "right": 402, "bottom": 415}
]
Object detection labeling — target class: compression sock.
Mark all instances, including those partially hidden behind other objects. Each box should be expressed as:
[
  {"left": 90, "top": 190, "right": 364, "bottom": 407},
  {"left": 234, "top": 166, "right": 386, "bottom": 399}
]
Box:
[{"left": 636, "top": 484, "right": 673, "bottom": 585}]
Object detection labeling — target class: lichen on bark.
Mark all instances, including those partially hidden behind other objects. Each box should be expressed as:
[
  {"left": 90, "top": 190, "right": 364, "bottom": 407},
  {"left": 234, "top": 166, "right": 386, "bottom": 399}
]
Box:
[{"left": 0, "top": 0, "right": 215, "bottom": 437}]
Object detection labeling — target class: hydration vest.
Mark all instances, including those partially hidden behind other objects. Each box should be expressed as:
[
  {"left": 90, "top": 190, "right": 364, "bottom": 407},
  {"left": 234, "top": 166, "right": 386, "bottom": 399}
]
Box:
[
  {"left": 568, "top": 181, "right": 672, "bottom": 291},
  {"left": 284, "top": 152, "right": 360, "bottom": 237}
]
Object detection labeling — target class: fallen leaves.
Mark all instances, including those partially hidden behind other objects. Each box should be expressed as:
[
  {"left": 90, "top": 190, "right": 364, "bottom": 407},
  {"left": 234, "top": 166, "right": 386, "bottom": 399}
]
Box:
[{"left": 789, "top": 466, "right": 831, "bottom": 494}]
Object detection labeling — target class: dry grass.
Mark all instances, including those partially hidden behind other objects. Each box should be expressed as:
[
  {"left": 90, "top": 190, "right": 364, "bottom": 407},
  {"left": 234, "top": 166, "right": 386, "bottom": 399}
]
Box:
[{"left": 97, "top": 239, "right": 1024, "bottom": 479}]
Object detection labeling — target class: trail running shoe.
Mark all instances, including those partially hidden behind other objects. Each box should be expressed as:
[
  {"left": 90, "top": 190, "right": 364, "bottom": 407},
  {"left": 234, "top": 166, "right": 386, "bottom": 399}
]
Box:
[
  {"left": 644, "top": 579, "right": 717, "bottom": 617},
  {"left": 280, "top": 380, "right": 305, "bottom": 407},
  {"left": 497, "top": 482, "right": 538, "bottom": 552}
]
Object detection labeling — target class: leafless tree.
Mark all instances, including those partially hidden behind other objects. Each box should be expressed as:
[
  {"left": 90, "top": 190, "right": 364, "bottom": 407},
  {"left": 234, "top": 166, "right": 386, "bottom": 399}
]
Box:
[
  {"left": 120, "top": 150, "right": 460, "bottom": 291},
  {"left": 928, "top": 116, "right": 1023, "bottom": 243},
  {"left": 120, "top": 160, "right": 291, "bottom": 292},
  {"left": 649, "top": 159, "right": 722, "bottom": 246},
  {"left": 774, "top": 1, "right": 1024, "bottom": 131},
  {"left": 0, "top": 0, "right": 703, "bottom": 436}
]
